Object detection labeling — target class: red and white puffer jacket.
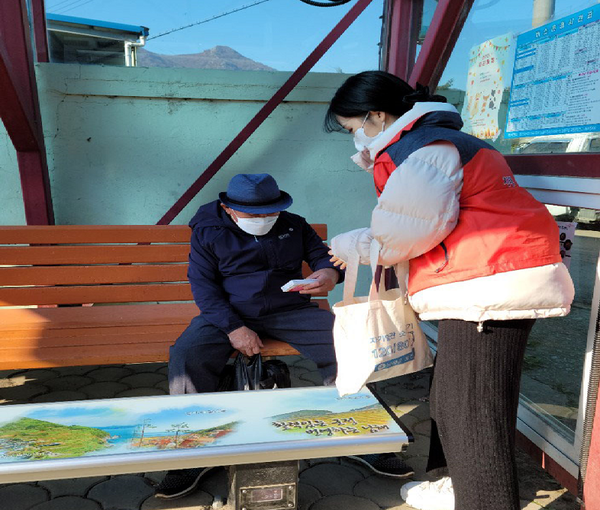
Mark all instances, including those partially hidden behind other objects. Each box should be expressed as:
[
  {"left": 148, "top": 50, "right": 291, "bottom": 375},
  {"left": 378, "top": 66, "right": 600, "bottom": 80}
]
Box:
[{"left": 331, "top": 102, "right": 574, "bottom": 322}]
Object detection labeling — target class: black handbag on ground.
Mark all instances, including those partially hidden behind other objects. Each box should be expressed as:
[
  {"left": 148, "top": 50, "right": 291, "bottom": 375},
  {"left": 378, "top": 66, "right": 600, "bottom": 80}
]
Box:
[{"left": 217, "top": 353, "right": 291, "bottom": 391}]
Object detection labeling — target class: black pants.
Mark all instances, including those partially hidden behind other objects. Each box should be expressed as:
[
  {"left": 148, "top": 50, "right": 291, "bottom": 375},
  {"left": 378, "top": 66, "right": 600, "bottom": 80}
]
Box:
[
  {"left": 168, "top": 305, "right": 337, "bottom": 394},
  {"left": 427, "top": 319, "right": 534, "bottom": 510}
]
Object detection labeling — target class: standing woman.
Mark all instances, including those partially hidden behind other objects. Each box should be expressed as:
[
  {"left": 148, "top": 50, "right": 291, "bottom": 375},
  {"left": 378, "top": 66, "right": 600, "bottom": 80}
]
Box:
[{"left": 326, "top": 71, "right": 574, "bottom": 510}]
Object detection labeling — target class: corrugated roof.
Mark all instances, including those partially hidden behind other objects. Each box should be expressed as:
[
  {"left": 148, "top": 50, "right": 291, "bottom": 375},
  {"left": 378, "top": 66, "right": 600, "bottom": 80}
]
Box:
[{"left": 46, "top": 13, "right": 149, "bottom": 37}]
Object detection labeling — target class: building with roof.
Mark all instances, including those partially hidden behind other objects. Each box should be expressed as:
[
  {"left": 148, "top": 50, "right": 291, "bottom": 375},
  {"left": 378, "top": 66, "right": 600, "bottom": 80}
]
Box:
[{"left": 46, "top": 13, "right": 148, "bottom": 66}]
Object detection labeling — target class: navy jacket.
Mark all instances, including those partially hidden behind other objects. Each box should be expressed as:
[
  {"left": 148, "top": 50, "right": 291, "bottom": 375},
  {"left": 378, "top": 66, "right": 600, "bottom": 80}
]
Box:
[{"left": 187, "top": 200, "right": 343, "bottom": 333}]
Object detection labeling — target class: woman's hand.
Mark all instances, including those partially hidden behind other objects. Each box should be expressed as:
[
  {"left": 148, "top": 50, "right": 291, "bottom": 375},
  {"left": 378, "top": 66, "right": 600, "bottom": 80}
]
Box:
[{"left": 328, "top": 249, "right": 347, "bottom": 270}]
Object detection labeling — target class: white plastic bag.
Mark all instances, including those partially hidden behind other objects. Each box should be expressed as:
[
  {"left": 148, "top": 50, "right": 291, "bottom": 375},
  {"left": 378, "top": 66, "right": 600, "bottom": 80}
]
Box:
[{"left": 333, "top": 241, "right": 433, "bottom": 396}]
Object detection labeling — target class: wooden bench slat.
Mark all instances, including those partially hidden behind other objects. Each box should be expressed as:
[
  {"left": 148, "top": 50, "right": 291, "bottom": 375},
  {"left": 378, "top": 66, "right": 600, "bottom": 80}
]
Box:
[
  {"left": 0, "top": 225, "right": 191, "bottom": 244},
  {"left": 0, "top": 224, "right": 327, "bottom": 244},
  {"left": 0, "top": 284, "right": 193, "bottom": 306},
  {"left": 0, "top": 338, "right": 300, "bottom": 370},
  {"left": 0, "top": 327, "right": 185, "bottom": 348},
  {"left": 0, "top": 303, "right": 198, "bottom": 330},
  {"left": 0, "top": 300, "right": 329, "bottom": 331},
  {"left": 0, "top": 244, "right": 189, "bottom": 265},
  {"left": 1, "top": 264, "right": 189, "bottom": 286}
]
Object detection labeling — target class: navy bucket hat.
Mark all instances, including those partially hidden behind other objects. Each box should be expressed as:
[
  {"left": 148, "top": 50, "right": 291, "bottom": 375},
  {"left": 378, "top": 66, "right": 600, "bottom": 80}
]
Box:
[{"left": 219, "top": 173, "right": 293, "bottom": 214}]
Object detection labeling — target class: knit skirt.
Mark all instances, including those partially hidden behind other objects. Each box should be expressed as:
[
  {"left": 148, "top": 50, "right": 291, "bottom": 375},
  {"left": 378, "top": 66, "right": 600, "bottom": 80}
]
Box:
[{"left": 426, "top": 319, "right": 535, "bottom": 510}]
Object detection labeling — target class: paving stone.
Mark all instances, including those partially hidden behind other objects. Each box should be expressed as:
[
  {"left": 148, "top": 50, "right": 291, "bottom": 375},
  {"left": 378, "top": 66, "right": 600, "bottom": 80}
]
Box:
[
  {"left": 53, "top": 366, "right": 99, "bottom": 377},
  {"left": 45, "top": 375, "right": 94, "bottom": 392},
  {"left": 87, "top": 475, "right": 154, "bottom": 510},
  {"left": 290, "top": 375, "right": 315, "bottom": 388},
  {"left": 38, "top": 476, "right": 108, "bottom": 498},
  {"left": 298, "top": 482, "right": 322, "bottom": 510},
  {"left": 0, "top": 374, "right": 30, "bottom": 388},
  {"left": 413, "top": 419, "right": 431, "bottom": 436},
  {"left": 298, "top": 460, "right": 310, "bottom": 473},
  {"left": 0, "top": 484, "right": 49, "bottom": 510},
  {"left": 12, "top": 369, "right": 60, "bottom": 383},
  {"left": 140, "top": 490, "right": 214, "bottom": 509},
  {"left": 293, "top": 359, "right": 318, "bottom": 371},
  {"left": 300, "top": 464, "right": 364, "bottom": 496},
  {"left": 521, "top": 500, "right": 543, "bottom": 509},
  {"left": 399, "top": 456, "right": 429, "bottom": 479},
  {"left": 78, "top": 381, "right": 130, "bottom": 399},
  {"left": 354, "top": 474, "right": 405, "bottom": 508},
  {"left": 31, "top": 390, "right": 87, "bottom": 403},
  {"left": 87, "top": 367, "right": 134, "bottom": 382},
  {"left": 0, "top": 369, "right": 25, "bottom": 379},
  {"left": 298, "top": 370, "right": 323, "bottom": 386},
  {"left": 115, "top": 387, "right": 166, "bottom": 398},
  {"left": 0, "top": 383, "right": 48, "bottom": 403},
  {"left": 310, "top": 494, "right": 380, "bottom": 510},
  {"left": 156, "top": 366, "right": 169, "bottom": 376},
  {"left": 30, "top": 495, "right": 102, "bottom": 510},
  {"left": 307, "top": 457, "right": 340, "bottom": 467},
  {"left": 280, "top": 355, "right": 303, "bottom": 365},
  {"left": 126, "top": 363, "right": 168, "bottom": 374},
  {"left": 119, "top": 373, "right": 166, "bottom": 388},
  {"left": 154, "top": 380, "right": 170, "bottom": 393},
  {"left": 404, "top": 434, "right": 430, "bottom": 457},
  {"left": 142, "top": 472, "right": 164, "bottom": 486}
]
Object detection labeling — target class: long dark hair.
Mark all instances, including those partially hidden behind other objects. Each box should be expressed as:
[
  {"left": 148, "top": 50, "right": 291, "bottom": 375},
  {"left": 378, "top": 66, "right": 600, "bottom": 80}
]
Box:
[{"left": 324, "top": 71, "right": 447, "bottom": 132}]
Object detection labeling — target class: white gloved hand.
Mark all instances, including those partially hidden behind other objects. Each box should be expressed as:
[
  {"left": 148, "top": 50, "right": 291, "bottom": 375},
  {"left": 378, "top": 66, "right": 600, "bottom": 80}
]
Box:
[{"left": 330, "top": 227, "right": 374, "bottom": 266}]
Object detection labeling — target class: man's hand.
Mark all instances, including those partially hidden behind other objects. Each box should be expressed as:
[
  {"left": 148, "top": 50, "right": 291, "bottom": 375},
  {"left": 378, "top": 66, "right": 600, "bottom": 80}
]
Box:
[
  {"left": 299, "top": 268, "right": 340, "bottom": 295},
  {"left": 228, "top": 326, "right": 264, "bottom": 357}
]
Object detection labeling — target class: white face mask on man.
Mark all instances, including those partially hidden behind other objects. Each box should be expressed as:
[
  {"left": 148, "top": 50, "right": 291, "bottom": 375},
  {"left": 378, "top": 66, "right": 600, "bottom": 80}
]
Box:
[
  {"left": 231, "top": 211, "right": 279, "bottom": 236},
  {"left": 352, "top": 113, "right": 386, "bottom": 172}
]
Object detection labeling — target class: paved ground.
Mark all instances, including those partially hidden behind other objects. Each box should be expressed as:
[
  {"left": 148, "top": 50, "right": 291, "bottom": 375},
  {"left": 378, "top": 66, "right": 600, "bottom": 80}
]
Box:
[{"left": 0, "top": 357, "right": 580, "bottom": 510}]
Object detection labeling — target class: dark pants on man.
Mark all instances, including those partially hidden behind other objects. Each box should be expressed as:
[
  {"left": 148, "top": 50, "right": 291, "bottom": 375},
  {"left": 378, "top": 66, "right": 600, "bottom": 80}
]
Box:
[{"left": 169, "top": 304, "right": 337, "bottom": 394}]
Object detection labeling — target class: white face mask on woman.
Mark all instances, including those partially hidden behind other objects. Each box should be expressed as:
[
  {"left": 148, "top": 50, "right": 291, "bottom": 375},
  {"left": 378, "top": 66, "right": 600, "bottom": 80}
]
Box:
[
  {"left": 353, "top": 113, "right": 386, "bottom": 152},
  {"left": 231, "top": 211, "right": 279, "bottom": 236}
]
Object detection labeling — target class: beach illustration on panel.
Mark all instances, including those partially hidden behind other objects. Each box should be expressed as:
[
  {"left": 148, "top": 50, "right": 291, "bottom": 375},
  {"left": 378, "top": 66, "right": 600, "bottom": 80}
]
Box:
[{"left": 0, "top": 388, "right": 402, "bottom": 465}]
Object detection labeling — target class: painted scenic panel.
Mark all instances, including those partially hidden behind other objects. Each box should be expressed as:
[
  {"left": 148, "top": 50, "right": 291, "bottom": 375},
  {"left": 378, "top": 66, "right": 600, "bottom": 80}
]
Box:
[{"left": 0, "top": 387, "right": 405, "bottom": 464}]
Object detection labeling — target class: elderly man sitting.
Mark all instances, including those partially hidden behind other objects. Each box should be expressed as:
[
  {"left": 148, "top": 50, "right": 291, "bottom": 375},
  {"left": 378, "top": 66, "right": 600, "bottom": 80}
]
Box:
[{"left": 156, "top": 173, "right": 341, "bottom": 498}]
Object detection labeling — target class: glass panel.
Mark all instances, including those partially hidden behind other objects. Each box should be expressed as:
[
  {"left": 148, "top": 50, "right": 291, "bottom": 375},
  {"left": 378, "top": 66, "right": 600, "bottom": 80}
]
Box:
[
  {"left": 431, "top": 0, "right": 600, "bottom": 154},
  {"left": 44, "top": 0, "right": 385, "bottom": 72},
  {"left": 519, "top": 207, "right": 599, "bottom": 441}
]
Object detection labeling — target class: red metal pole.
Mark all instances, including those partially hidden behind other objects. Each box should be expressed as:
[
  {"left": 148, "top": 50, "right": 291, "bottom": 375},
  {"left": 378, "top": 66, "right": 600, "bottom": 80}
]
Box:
[
  {"left": 385, "top": 0, "right": 423, "bottom": 80},
  {"left": 158, "top": 0, "right": 374, "bottom": 225},
  {"left": 0, "top": 0, "right": 54, "bottom": 224},
  {"left": 408, "top": 0, "right": 474, "bottom": 90},
  {"left": 31, "top": 0, "right": 49, "bottom": 63}
]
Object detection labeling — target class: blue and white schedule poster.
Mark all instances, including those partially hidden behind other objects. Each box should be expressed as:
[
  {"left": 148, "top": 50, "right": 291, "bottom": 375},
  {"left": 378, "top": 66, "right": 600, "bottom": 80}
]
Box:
[{"left": 505, "top": 5, "right": 600, "bottom": 138}]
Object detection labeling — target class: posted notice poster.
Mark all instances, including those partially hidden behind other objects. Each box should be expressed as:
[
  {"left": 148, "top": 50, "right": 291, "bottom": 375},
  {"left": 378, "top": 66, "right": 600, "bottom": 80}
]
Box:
[
  {"left": 462, "top": 34, "right": 514, "bottom": 139},
  {"left": 505, "top": 5, "right": 600, "bottom": 138},
  {"left": 557, "top": 221, "right": 577, "bottom": 269}
]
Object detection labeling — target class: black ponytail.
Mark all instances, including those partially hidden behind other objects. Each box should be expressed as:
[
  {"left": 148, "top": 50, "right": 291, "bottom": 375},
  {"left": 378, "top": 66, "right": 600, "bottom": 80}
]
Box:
[{"left": 324, "top": 71, "right": 447, "bottom": 132}]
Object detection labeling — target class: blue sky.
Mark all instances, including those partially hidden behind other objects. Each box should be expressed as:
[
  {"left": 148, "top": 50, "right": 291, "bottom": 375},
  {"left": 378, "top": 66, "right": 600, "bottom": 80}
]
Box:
[{"left": 43, "top": 0, "right": 597, "bottom": 83}]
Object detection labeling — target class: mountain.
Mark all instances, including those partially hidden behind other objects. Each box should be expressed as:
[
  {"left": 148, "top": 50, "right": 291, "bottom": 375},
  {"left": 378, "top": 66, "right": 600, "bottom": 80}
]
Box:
[{"left": 137, "top": 45, "right": 275, "bottom": 71}]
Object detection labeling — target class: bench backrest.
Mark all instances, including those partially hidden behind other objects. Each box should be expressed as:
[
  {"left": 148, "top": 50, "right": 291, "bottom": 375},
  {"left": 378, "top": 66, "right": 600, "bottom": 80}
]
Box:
[{"left": 0, "top": 224, "right": 328, "bottom": 307}]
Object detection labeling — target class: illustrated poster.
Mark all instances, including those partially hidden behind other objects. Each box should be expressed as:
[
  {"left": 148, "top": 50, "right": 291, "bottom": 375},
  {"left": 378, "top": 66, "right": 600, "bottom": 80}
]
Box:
[
  {"left": 461, "top": 33, "right": 514, "bottom": 140},
  {"left": 0, "top": 387, "right": 405, "bottom": 465}
]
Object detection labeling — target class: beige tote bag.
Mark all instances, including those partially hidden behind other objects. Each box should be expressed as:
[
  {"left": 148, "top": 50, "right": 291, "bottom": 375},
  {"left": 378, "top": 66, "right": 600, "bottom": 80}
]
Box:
[{"left": 333, "top": 241, "right": 433, "bottom": 396}]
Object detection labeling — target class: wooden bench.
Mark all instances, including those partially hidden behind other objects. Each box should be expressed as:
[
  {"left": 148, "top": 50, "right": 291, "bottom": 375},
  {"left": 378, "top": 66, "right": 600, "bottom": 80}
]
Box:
[{"left": 0, "top": 225, "right": 331, "bottom": 370}]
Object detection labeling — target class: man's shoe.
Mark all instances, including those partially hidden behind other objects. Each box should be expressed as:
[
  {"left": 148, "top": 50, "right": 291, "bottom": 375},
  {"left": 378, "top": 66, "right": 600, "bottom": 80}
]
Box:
[
  {"left": 346, "top": 453, "right": 415, "bottom": 478},
  {"left": 400, "top": 476, "right": 455, "bottom": 510},
  {"left": 154, "top": 467, "right": 214, "bottom": 500}
]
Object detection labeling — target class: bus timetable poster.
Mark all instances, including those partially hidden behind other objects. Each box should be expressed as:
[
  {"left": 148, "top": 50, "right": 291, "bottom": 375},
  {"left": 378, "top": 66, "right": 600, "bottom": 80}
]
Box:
[{"left": 505, "top": 5, "right": 600, "bottom": 138}]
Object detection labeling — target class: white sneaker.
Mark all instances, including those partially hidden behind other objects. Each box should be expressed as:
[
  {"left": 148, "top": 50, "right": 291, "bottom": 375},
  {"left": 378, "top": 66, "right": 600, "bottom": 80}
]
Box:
[{"left": 400, "top": 476, "right": 455, "bottom": 510}]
